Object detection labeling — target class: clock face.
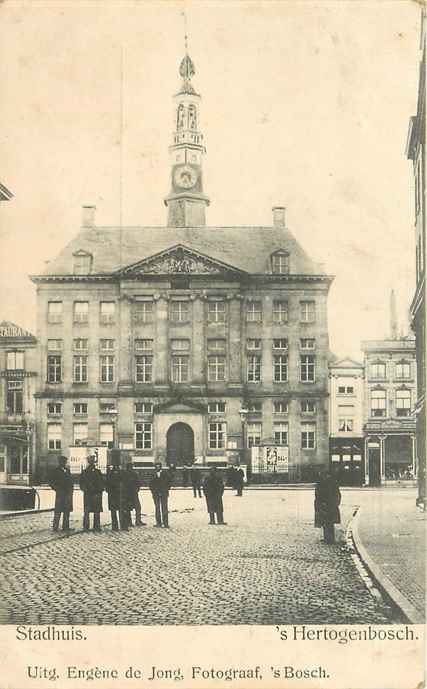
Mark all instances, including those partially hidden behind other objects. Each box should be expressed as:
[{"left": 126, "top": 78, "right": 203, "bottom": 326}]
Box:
[{"left": 174, "top": 165, "right": 198, "bottom": 189}]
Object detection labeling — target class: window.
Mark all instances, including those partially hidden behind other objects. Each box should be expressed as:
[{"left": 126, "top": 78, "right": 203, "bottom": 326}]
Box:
[
  {"left": 100, "top": 355, "right": 115, "bottom": 383},
  {"left": 100, "top": 402, "right": 116, "bottom": 414},
  {"left": 73, "top": 402, "right": 88, "bottom": 416},
  {"left": 301, "top": 423, "right": 316, "bottom": 449},
  {"left": 6, "top": 381, "right": 23, "bottom": 414},
  {"left": 396, "top": 389, "right": 411, "bottom": 417},
  {"left": 73, "top": 301, "right": 89, "bottom": 324},
  {"left": 47, "top": 354, "right": 62, "bottom": 383},
  {"left": 47, "top": 402, "right": 62, "bottom": 416},
  {"left": 134, "top": 301, "right": 153, "bottom": 323},
  {"left": 247, "top": 355, "right": 261, "bottom": 383},
  {"left": 100, "top": 339, "right": 115, "bottom": 351},
  {"left": 73, "top": 355, "right": 88, "bottom": 383},
  {"left": 300, "top": 301, "right": 316, "bottom": 323},
  {"left": 273, "top": 338, "right": 288, "bottom": 350},
  {"left": 208, "top": 401, "right": 226, "bottom": 414},
  {"left": 208, "top": 356, "right": 226, "bottom": 382},
  {"left": 274, "top": 423, "right": 288, "bottom": 445},
  {"left": 208, "top": 339, "right": 226, "bottom": 351},
  {"left": 247, "top": 339, "right": 261, "bottom": 350},
  {"left": 171, "top": 339, "right": 190, "bottom": 352},
  {"left": 301, "top": 400, "right": 316, "bottom": 413},
  {"left": 247, "top": 401, "right": 262, "bottom": 413},
  {"left": 371, "top": 362, "right": 386, "bottom": 379},
  {"left": 371, "top": 389, "right": 386, "bottom": 417},
  {"left": 207, "top": 301, "right": 226, "bottom": 323},
  {"left": 73, "top": 423, "right": 88, "bottom": 446},
  {"left": 99, "top": 423, "right": 114, "bottom": 448},
  {"left": 48, "top": 301, "right": 62, "bottom": 324},
  {"left": 272, "top": 252, "right": 289, "bottom": 274},
  {"left": 135, "top": 339, "right": 153, "bottom": 351},
  {"left": 209, "top": 422, "right": 226, "bottom": 449},
  {"left": 48, "top": 424, "right": 62, "bottom": 450},
  {"left": 247, "top": 423, "right": 262, "bottom": 447},
  {"left": 338, "top": 418, "right": 354, "bottom": 432},
  {"left": 171, "top": 356, "right": 189, "bottom": 383},
  {"left": 170, "top": 300, "right": 190, "bottom": 323},
  {"left": 135, "top": 355, "right": 153, "bottom": 383},
  {"left": 338, "top": 385, "right": 354, "bottom": 395},
  {"left": 48, "top": 339, "right": 62, "bottom": 351},
  {"left": 300, "top": 355, "right": 315, "bottom": 383},
  {"left": 135, "top": 422, "right": 152, "bottom": 449},
  {"left": 246, "top": 301, "right": 262, "bottom": 322},
  {"left": 100, "top": 301, "right": 115, "bottom": 325},
  {"left": 395, "top": 362, "right": 411, "bottom": 379},
  {"left": 6, "top": 352, "right": 24, "bottom": 370},
  {"left": 274, "top": 355, "right": 288, "bottom": 383},
  {"left": 73, "top": 251, "right": 92, "bottom": 275},
  {"left": 74, "top": 338, "right": 88, "bottom": 351},
  {"left": 273, "top": 300, "right": 288, "bottom": 324},
  {"left": 135, "top": 402, "right": 153, "bottom": 414},
  {"left": 273, "top": 400, "right": 288, "bottom": 414},
  {"left": 300, "top": 338, "right": 315, "bottom": 350}
]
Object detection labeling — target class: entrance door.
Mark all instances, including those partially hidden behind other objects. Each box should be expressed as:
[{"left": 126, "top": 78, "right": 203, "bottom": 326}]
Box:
[
  {"left": 0, "top": 445, "right": 7, "bottom": 484},
  {"left": 166, "top": 423, "right": 194, "bottom": 465},
  {"left": 368, "top": 448, "right": 381, "bottom": 486}
]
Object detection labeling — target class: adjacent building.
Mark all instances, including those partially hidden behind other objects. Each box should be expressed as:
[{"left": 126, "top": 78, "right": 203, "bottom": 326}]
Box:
[
  {"left": 361, "top": 335, "right": 417, "bottom": 485},
  {"left": 0, "top": 321, "right": 37, "bottom": 485},
  {"left": 328, "top": 358, "right": 365, "bottom": 485},
  {"left": 407, "top": 10, "right": 426, "bottom": 505},
  {"left": 30, "top": 52, "right": 333, "bottom": 482}
]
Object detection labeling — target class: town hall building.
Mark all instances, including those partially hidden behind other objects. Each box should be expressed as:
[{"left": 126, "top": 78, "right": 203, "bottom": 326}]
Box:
[{"left": 31, "top": 52, "right": 333, "bottom": 481}]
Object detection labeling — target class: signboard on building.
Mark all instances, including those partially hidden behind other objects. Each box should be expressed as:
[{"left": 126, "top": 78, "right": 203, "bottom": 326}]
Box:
[
  {"left": 69, "top": 446, "right": 108, "bottom": 474},
  {"left": 251, "top": 446, "right": 289, "bottom": 473}
]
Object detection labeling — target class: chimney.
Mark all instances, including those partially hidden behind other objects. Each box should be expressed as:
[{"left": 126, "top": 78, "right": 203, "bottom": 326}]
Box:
[
  {"left": 390, "top": 289, "right": 398, "bottom": 340},
  {"left": 272, "top": 206, "right": 286, "bottom": 228},
  {"left": 82, "top": 205, "right": 96, "bottom": 228}
]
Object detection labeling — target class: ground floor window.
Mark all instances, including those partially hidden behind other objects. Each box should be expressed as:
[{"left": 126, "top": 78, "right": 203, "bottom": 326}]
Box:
[
  {"left": 135, "top": 422, "right": 152, "bottom": 449},
  {"left": 6, "top": 381, "right": 23, "bottom": 414},
  {"left": 274, "top": 423, "right": 288, "bottom": 446},
  {"left": 48, "top": 424, "right": 62, "bottom": 450},
  {"left": 247, "top": 423, "right": 262, "bottom": 447},
  {"left": 99, "top": 423, "right": 114, "bottom": 448},
  {"left": 208, "top": 422, "right": 226, "bottom": 449},
  {"left": 301, "top": 423, "right": 316, "bottom": 449},
  {"left": 8, "top": 446, "right": 28, "bottom": 474}
]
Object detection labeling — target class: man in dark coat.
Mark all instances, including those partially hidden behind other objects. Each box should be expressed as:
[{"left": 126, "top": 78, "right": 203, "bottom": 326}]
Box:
[
  {"left": 234, "top": 465, "right": 245, "bottom": 497},
  {"left": 49, "top": 455, "right": 73, "bottom": 532},
  {"left": 182, "top": 463, "right": 190, "bottom": 488},
  {"left": 149, "top": 462, "right": 171, "bottom": 528},
  {"left": 189, "top": 465, "right": 202, "bottom": 497},
  {"left": 106, "top": 464, "right": 127, "bottom": 531},
  {"left": 79, "top": 455, "right": 104, "bottom": 532},
  {"left": 314, "top": 470, "right": 341, "bottom": 544},
  {"left": 203, "top": 466, "right": 226, "bottom": 525},
  {"left": 122, "top": 461, "right": 146, "bottom": 527}
]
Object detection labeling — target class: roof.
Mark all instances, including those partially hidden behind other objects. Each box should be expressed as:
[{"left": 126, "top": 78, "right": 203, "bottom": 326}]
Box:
[
  {"left": 38, "top": 225, "right": 327, "bottom": 277},
  {"left": 330, "top": 357, "right": 364, "bottom": 369}
]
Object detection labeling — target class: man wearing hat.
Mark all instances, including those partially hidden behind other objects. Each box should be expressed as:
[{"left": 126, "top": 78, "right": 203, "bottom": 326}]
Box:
[
  {"left": 122, "top": 461, "right": 146, "bottom": 527},
  {"left": 79, "top": 454, "right": 104, "bottom": 532},
  {"left": 149, "top": 462, "right": 171, "bottom": 528},
  {"left": 49, "top": 455, "right": 74, "bottom": 532}
]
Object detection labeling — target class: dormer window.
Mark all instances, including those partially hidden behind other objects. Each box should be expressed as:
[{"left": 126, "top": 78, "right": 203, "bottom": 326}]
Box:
[
  {"left": 73, "top": 250, "right": 93, "bottom": 275},
  {"left": 271, "top": 251, "right": 290, "bottom": 274}
]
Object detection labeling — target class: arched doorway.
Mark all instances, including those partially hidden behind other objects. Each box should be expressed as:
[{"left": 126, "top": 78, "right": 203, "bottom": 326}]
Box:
[{"left": 166, "top": 423, "right": 194, "bottom": 466}]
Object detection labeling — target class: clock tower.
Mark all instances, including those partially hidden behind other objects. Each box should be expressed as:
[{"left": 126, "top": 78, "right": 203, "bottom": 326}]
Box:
[{"left": 164, "top": 52, "right": 210, "bottom": 227}]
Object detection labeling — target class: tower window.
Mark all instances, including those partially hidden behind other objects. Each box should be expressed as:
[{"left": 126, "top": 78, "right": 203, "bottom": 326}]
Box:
[{"left": 271, "top": 252, "right": 290, "bottom": 274}]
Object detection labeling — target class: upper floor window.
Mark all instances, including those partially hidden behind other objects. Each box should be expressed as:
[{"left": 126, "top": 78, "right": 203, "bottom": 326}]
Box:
[
  {"left": 100, "top": 402, "right": 116, "bottom": 414},
  {"left": 47, "top": 354, "right": 62, "bottom": 383},
  {"left": 73, "top": 356, "right": 88, "bottom": 383},
  {"left": 208, "top": 356, "right": 226, "bottom": 382},
  {"left": 48, "top": 339, "right": 62, "bottom": 351},
  {"left": 246, "top": 301, "right": 262, "bottom": 323},
  {"left": 135, "top": 355, "right": 153, "bottom": 383},
  {"left": 100, "top": 355, "right": 115, "bottom": 383},
  {"left": 247, "top": 423, "right": 262, "bottom": 447},
  {"left": 171, "top": 356, "right": 189, "bottom": 383},
  {"left": 208, "top": 401, "right": 226, "bottom": 414},
  {"left": 338, "top": 418, "right": 354, "bottom": 432},
  {"left": 300, "top": 355, "right": 315, "bottom": 383},
  {"left": 370, "top": 362, "right": 386, "bottom": 379},
  {"left": 135, "top": 422, "right": 152, "bottom": 450},
  {"left": 207, "top": 301, "right": 226, "bottom": 323},
  {"left": 99, "top": 423, "right": 114, "bottom": 449},
  {"left": 6, "top": 351, "right": 24, "bottom": 370},
  {"left": 274, "top": 423, "right": 288, "bottom": 446},
  {"left": 135, "top": 339, "right": 153, "bottom": 351},
  {"left": 301, "top": 400, "right": 316, "bottom": 414},
  {"left": 396, "top": 389, "right": 411, "bottom": 417},
  {"left": 100, "top": 339, "right": 115, "bottom": 351},
  {"left": 300, "top": 301, "right": 316, "bottom": 323},
  {"left": 273, "top": 338, "right": 288, "bottom": 350},
  {"left": 74, "top": 338, "right": 88, "bottom": 351},
  {"left": 273, "top": 400, "right": 288, "bottom": 414},
  {"left": 73, "top": 423, "right": 88, "bottom": 446},
  {"left": 273, "top": 355, "right": 288, "bottom": 383},
  {"left": 73, "top": 402, "right": 88, "bottom": 416},
  {"left": 247, "top": 355, "right": 261, "bottom": 383},
  {"left": 395, "top": 361, "right": 411, "bottom": 379},
  {"left": 135, "top": 401, "right": 153, "bottom": 414},
  {"left": 208, "top": 422, "right": 226, "bottom": 449},
  {"left": 371, "top": 389, "right": 386, "bottom": 417},
  {"left": 300, "top": 338, "right": 315, "bottom": 350},
  {"left": 48, "top": 301, "right": 62, "bottom": 324},
  {"left": 6, "top": 381, "right": 23, "bottom": 414},
  {"left": 271, "top": 251, "right": 289, "bottom": 274},
  {"left": 338, "top": 385, "right": 354, "bottom": 395},
  {"left": 170, "top": 300, "right": 190, "bottom": 323},
  {"left": 47, "top": 424, "right": 62, "bottom": 450},
  {"left": 247, "top": 339, "right": 261, "bottom": 350},
  {"left": 208, "top": 339, "right": 226, "bottom": 352},
  {"left": 273, "top": 300, "right": 288, "bottom": 324},
  {"left": 47, "top": 401, "right": 62, "bottom": 416},
  {"left": 73, "top": 301, "right": 89, "bottom": 324},
  {"left": 301, "top": 423, "right": 316, "bottom": 450},
  {"left": 100, "top": 302, "right": 115, "bottom": 325},
  {"left": 247, "top": 401, "right": 262, "bottom": 413},
  {"left": 134, "top": 301, "right": 153, "bottom": 323},
  {"left": 73, "top": 250, "right": 92, "bottom": 275}
]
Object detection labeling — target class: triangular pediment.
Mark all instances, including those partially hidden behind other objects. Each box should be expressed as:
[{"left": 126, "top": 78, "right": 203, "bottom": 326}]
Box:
[
  {"left": 332, "top": 357, "right": 364, "bottom": 369},
  {"left": 119, "top": 244, "right": 245, "bottom": 277},
  {"left": 155, "top": 398, "right": 207, "bottom": 414}
]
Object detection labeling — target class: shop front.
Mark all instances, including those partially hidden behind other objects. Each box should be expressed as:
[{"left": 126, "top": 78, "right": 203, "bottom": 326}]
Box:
[{"left": 329, "top": 438, "right": 364, "bottom": 486}]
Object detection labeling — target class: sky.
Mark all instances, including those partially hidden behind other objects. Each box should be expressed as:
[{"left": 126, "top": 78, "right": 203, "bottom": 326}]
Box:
[{"left": 0, "top": 0, "right": 421, "bottom": 360}]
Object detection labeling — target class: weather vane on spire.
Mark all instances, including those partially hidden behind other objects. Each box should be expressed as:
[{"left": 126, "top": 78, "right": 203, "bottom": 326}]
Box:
[{"left": 179, "top": 8, "right": 195, "bottom": 81}]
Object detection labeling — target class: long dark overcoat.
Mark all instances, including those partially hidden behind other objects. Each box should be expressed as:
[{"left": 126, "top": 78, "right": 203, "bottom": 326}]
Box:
[
  {"left": 189, "top": 468, "right": 202, "bottom": 488},
  {"left": 106, "top": 468, "right": 122, "bottom": 511},
  {"left": 203, "top": 474, "right": 224, "bottom": 513},
  {"left": 79, "top": 466, "right": 104, "bottom": 512},
  {"left": 314, "top": 476, "right": 341, "bottom": 527},
  {"left": 121, "top": 468, "right": 141, "bottom": 509},
  {"left": 149, "top": 470, "right": 170, "bottom": 497},
  {"left": 234, "top": 468, "right": 244, "bottom": 488},
  {"left": 49, "top": 466, "right": 74, "bottom": 512}
]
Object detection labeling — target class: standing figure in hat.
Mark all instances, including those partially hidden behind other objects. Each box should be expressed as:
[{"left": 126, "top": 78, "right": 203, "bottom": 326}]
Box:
[
  {"left": 122, "top": 461, "right": 146, "bottom": 527},
  {"left": 149, "top": 462, "right": 171, "bottom": 528},
  {"left": 106, "top": 464, "right": 127, "bottom": 531},
  {"left": 203, "top": 466, "right": 226, "bottom": 525},
  {"left": 49, "top": 455, "right": 74, "bottom": 532},
  {"left": 79, "top": 454, "right": 104, "bottom": 532},
  {"left": 314, "top": 470, "right": 341, "bottom": 544}
]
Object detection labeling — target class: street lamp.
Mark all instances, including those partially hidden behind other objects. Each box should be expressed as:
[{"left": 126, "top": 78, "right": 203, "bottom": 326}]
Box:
[
  {"left": 23, "top": 411, "right": 34, "bottom": 479},
  {"left": 239, "top": 408, "right": 248, "bottom": 465}
]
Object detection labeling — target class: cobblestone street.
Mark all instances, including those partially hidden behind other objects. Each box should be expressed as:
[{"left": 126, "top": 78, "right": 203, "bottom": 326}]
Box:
[{"left": 0, "top": 489, "right": 395, "bottom": 625}]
